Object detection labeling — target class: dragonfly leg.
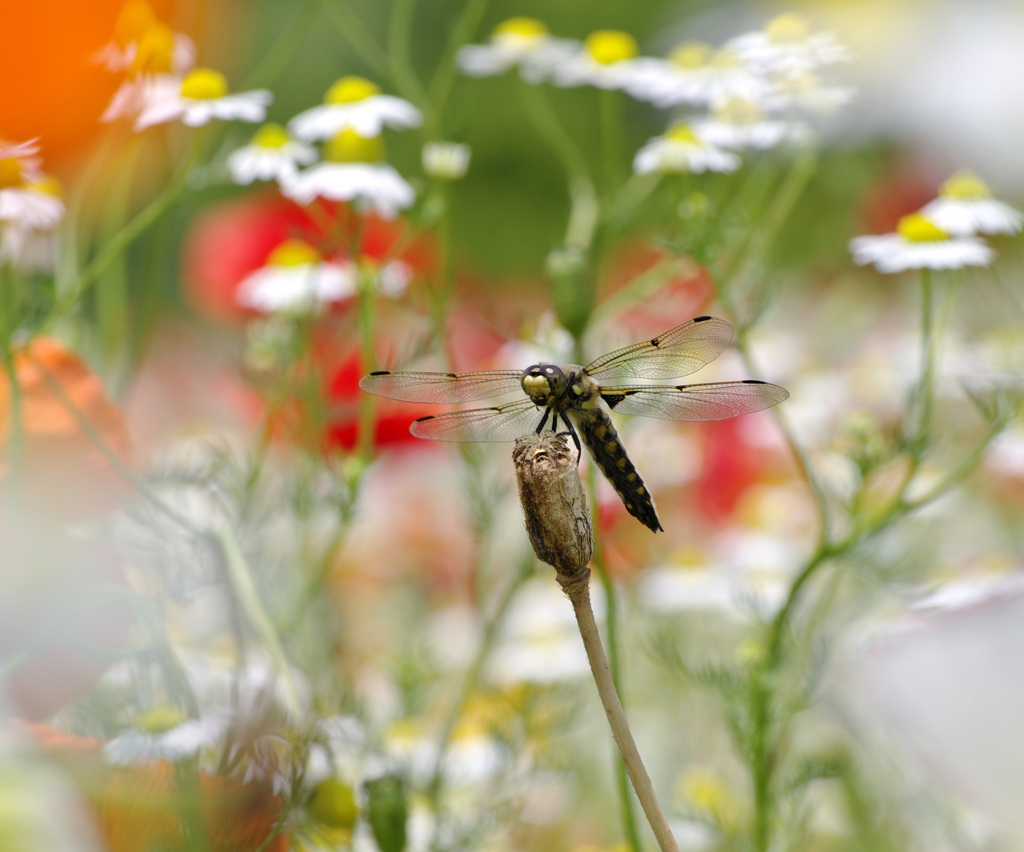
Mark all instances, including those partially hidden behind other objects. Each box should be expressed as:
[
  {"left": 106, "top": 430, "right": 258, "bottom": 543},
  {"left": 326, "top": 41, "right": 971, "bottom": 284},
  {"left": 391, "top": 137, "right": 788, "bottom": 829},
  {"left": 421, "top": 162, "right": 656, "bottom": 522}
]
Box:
[
  {"left": 534, "top": 408, "right": 555, "bottom": 434},
  {"left": 558, "top": 412, "right": 582, "bottom": 464}
]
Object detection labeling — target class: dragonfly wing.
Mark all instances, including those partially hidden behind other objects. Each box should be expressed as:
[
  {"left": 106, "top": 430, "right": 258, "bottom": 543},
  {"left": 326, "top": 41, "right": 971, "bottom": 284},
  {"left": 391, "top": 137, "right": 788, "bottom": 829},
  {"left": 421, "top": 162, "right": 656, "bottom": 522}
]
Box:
[
  {"left": 601, "top": 380, "right": 789, "bottom": 421},
  {"left": 410, "top": 398, "right": 546, "bottom": 442},
  {"left": 585, "top": 315, "right": 734, "bottom": 381},
  {"left": 359, "top": 369, "right": 523, "bottom": 403}
]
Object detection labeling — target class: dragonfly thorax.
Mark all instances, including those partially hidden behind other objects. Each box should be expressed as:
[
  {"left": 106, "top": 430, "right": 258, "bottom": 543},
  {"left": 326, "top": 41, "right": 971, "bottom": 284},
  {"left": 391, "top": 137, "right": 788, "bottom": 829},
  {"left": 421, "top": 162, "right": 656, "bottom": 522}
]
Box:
[{"left": 521, "top": 362, "right": 570, "bottom": 405}]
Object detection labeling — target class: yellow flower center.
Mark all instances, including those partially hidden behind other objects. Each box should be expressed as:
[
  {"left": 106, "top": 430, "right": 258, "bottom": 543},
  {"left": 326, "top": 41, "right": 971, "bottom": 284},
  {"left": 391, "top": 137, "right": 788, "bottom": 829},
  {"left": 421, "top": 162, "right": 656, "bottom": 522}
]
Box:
[
  {"left": 138, "top": 704, "right": 186, "bottom": 734},
  {"left": 940, "top": 170, "right": 991, "bottom": 200},
  {"left": 666, "top": 123, "right": 699, "bottom": 145},
  {"left": 584, "top": 30, "right": 638, "bottom": 65},
  {"left": 28, "top": 175, "right": 63, "bottom": 198},
  {"left": 765, "top": 12, "right": 811, "bottom": 44},
  {"left": 307, "top": 778, "right": 359, "bottom": 830},
  {"left": 181, "top": 68, "right": 229, "bottom": 100},
  {"left": 897, "top": 212, "right": 950, "bottom": 243},
  {"left": 252, "top": 123, "right": 291, "bottom": 149},
  {"left": 128, "top": 22, "right": 176, "bottom": 76},
  {"left": 114, "top": 0, "right": 158, "bottom": 47},
  {"left": 267, "top": 239, "right": 321, "bottom": 266},
  {"left": 712, "top": 97, "right": 761, "bottom": 125},
  {"left": 668, "top": 41, "right": 711, "bottom": 69},
  {"left": 493, "top": 16, "right": 549, "bottom": 42},
  {"left": 325, "top": 76, "right": 381, "bottom": 105},
  {"left": 709, "top": 47, "right": 743, "bottom": 69},
  {"left": 325, "top": 129, "right": 384, "bottom": 164},
  {"left": 0, "top": 157, "right": 25, "bottom": 190}
]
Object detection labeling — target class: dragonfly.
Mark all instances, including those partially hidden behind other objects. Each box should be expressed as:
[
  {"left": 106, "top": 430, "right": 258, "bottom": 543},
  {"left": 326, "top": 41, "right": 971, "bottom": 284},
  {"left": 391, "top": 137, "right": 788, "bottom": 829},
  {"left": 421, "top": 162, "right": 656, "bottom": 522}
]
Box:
[{"left": 359, "top": 315, "right": 788, "bottom": 532}]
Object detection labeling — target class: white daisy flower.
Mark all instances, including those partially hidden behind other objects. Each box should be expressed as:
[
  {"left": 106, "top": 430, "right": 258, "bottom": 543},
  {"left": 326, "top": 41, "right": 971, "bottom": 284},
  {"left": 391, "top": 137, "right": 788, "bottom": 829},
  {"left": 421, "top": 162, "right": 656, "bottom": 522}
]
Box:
[
  {"left": 103, "top": 704, "right": 228, "bottom": 766},
  {"left": 226, "top": 123, "right": 317, "bottom": 185},
  {"left": 628, "top": 43, "right": 771, "bottom": 109},
  {"left": 237, "top": 239, "right": 357, "bottom": 314},
  {"left": 725, "top": 13, "right": 849, "bottom": 78},
  {"left": 920, "top": 171, "right": 1024, "bottom": 237},
  {"left": 95, "top": 6, "right": 195, "bottom": 75},
  {"left": 421, "top": 141, "right": 470, "bottom": 180},
  {"left": 288, "top": 76, "right": 421, "bottom": 142},
  {"left": 99, "top": 21, "right": 196, "bottom": 122},
  {"left": 281, "top": 129, "right": 415, "bottom": 219},
  {"left": 0, "top": 162, "right": 65, "bottom": 231},
  {"left": 850, "top": 212, "right": 994, "bottom": 273},
  {"left": 762, "top": 70, "right": 856, "bottom": 113},
  {"left": 134, "top": 67, "right": 271, "bottom": 131},
  {"left": 623, "top": 42, "right": 712, "bottom": 106},
  {"left": 633, "top": 122, "right": 741, "bottom": 175},
  {"left": 0, "top": 223, "right": 57, "bottom": 273},
  {"left": 456, "top": 16, "right": 578, "bottom": 84},
  {"left": 551, "top": 29, "right": 642, "bottom": 90},
  {"left": 692, "top": 97, "right": 807, "bottom": 150}
]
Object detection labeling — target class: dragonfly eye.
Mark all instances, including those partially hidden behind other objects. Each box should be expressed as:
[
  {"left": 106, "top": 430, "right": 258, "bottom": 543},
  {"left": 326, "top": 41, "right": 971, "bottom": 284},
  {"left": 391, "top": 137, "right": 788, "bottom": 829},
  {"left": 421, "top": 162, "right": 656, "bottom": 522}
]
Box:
[{"left": 521, "top": 363, "right": 565, "bottom": 403}]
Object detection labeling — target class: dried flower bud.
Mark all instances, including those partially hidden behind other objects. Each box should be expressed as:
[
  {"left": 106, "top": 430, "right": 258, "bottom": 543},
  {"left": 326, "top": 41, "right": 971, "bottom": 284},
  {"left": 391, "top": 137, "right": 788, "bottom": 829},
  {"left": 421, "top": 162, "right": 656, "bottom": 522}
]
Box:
[{"left": 513, "top": 432, "right": 594, "bottom": 579}]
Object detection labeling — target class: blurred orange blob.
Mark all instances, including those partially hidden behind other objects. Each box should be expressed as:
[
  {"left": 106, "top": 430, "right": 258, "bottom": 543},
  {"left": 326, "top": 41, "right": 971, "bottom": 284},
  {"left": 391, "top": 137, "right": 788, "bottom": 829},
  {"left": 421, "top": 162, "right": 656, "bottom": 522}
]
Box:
[
  {"left": 0, "top": 337, "right": 133, "bottom": 524},
  {"left": 0, "top": 2, "right": 124, "bottom": 168},
  {"left": 98, "top": 764, "right": 288, "bottom": 852},
  {"left": 24, "top": 725, "right": 288, "bottom": 852}
]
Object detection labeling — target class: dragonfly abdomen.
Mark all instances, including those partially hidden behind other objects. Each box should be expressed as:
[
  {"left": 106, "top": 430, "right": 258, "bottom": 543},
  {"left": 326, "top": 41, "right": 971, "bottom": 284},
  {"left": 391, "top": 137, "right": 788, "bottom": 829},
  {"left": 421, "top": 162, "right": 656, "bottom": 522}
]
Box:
[{"left": 575, "top": 409, "right": 663, "bottom": 533}]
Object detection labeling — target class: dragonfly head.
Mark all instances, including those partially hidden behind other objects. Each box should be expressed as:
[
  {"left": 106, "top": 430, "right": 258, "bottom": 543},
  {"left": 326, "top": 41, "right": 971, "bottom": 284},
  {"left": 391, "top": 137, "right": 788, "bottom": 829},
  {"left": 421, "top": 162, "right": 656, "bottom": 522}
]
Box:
[{"left": 521, "top": 363, "right": 567, "bottom": 404}]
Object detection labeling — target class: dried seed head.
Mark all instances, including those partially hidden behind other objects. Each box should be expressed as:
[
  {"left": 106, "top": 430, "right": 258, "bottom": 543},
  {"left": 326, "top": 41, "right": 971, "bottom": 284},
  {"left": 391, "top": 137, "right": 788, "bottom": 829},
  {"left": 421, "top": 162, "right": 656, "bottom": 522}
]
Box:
[{"left": 513, "top": 432, "right": 594, "bottom": 579}]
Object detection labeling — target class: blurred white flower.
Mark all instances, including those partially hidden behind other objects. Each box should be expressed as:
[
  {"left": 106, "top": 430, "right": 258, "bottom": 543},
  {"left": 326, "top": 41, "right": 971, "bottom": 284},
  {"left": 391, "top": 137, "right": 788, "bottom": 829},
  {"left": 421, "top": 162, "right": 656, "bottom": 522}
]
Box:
[
  {"left": 633, "top": 123, "right": 741, "bottom": 175},
  {"left": 237, "top": 239, "right": 356, "bottom": 314},
  {"left": 551, "top": 29, "right": 642, "bottom": 90},
  {"left": 104, "top": 704, "right": 228, "bottom": 766},
  {"left": 0, "top": 143, "right": 64, "bottom": 233},
  {"left": 94, "top": 5, "right": 194, "bottom": 74},
  {"left": 628, "top": 45, "right": 771, "bottom": 109},
  {"left": 457, "top": 17, "right": 577, "bottom": 83},
  {"left": 422, "top": 141, "right": 471, "bottom": 180},
  {"left": 289, "top": 76, "right": 421, "bottom": 141},
  {"left": 282, "top": 129, "right": 414, "bottom": 218},
  {"left": 487, "top": 578, "right": 601, "bottom": 684},
  {"left": 920, "top": 170, "right": 1023, "bottom": 236},
  {"left": 850, "top": 212, "right": 994, "bottom": 273},
  {"left": 761, "top": 70, "right": 856, "bottom": 113},
  {"left": 227, "top": 123, "right": 317, "bottom": 185},
  {"left": 725, "top": 13, "right": 849, "bottom": 78},
  {"left": 134, "top": 68, "right": 271, "bottom": 131},
  {"left": 692, "top": 97, "right": 807, "bottom": 150}
]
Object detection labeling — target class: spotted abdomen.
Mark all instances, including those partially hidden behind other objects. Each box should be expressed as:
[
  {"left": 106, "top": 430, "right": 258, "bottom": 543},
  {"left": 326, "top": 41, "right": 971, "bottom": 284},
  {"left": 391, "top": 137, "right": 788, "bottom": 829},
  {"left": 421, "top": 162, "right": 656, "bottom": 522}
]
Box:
[{"left": 575, "top": 409, "right": 662, "bottom": 533}]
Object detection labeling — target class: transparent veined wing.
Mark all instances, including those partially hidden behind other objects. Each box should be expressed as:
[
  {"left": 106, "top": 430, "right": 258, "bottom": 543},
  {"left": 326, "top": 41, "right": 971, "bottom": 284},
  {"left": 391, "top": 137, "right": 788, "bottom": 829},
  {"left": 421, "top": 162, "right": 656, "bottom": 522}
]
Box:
[
  {"left": 410, "top": 398, "right": 546, "bottom": 442},
  {"left": 359, "top": 369, "right": 523, "bottom": 403},
  {"left": 584, "top": 315, "right": 734, "bottom": 381},
  {"left": 600, "top": 380, "right": 789, "bottom": 421}
]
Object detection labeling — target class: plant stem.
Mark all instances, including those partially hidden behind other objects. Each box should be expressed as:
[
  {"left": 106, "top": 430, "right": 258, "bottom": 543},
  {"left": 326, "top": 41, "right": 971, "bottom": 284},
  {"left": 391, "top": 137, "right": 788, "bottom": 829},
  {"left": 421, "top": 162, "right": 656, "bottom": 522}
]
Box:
[
  {"left": 562, "top": 574, "right": 679, "bottom": 852},
  {"left": 52, "top": 131, "right": 205, "bottom": 324}
]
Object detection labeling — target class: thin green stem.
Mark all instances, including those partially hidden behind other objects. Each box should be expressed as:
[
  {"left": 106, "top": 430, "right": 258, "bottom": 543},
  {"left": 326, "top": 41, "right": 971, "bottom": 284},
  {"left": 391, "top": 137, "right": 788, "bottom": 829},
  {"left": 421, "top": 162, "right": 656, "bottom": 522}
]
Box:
[
  {"left": 424, "top": 0, "right": 491, "bottom": 138},
  {"left": 243, "top": 0, "right": 320, "bottom": 90},
  {"left": 388, "top": 0, "right": 429, "bottom": 107},
  {"left": 355, "top": 261, "right": 380, "bottom": 463},
  {"left": 317, "top": 0, "right": 390, "bottom": 79},
  {"left": 52, "top": 131, "right": 206, "bottom": 324},
  {"left": 215, "top": 520, "right": 302, "bottom": 718},
  {"left": 426, "top": 559, "right": 530, "bottom": 810},
  {"left": 913, "top": 268, "right": 936, "bottom": 447},
  {"left": 599, "top": 89, "right": 624, "bottom": 193}
]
